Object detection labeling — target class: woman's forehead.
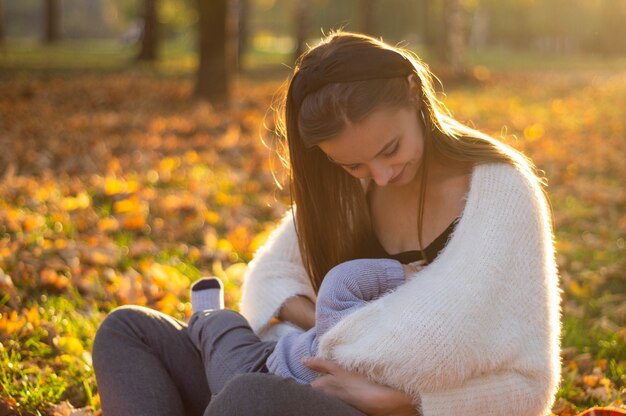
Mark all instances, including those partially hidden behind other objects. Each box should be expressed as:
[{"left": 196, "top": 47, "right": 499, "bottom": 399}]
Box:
[{"left": 318, "top": 107, "right": 411, "bottom": 164}]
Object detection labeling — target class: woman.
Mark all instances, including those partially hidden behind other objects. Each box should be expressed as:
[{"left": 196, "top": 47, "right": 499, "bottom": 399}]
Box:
[{"left": 92, "top": 32, "right": 561, "bottom": 416}]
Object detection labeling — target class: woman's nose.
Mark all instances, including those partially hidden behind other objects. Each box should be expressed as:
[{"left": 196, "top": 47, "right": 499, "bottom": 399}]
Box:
[{"left": 369, "top": 163, "right": 393, "bottom": 186}]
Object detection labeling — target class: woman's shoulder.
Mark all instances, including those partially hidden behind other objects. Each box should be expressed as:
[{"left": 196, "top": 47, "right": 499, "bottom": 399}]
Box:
[
  {"left": 462, "top": 162, "right": 550, "bottom": 232},
  {"left": 470, "top": 162, "right": 545, "bottom": 202}
]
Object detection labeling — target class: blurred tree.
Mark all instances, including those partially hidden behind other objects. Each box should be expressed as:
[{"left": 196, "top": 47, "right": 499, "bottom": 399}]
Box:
[
  {"left": 482, "top": 0, "right": 534, "bottom": 50},
  {"left": 420, "top": 0, "right": 445, "bottom": 59},
  {"left": 196, "top": 0, "right": 229, "bottom": 102},
  {"left": 0, "top": 0, "right": 4, "bottom": 44},
  {"left": 137, "top": 0, "right": 158, "bottom": 61},
  {"left": 2, "top": 0, "right": 619, "bottom": 57},
  {"left": 61, "top": 0, "right": 116, "bottom": 39},
  {"left": 598, "top": 0, "right": 626, "bottom": 55},
  {"left": 43, "top": 0, "right": 61, "bottom": 43},
  {"left": 468, "top": 2, "right": 488, "bottom": 50},
  {"left": 159, "top": 0, "right": 197, "bottom": 41},
  {"left": 235, "top": 0, "right": 249, "bottom": 71},
  {"left": 444, "top": 0, "right": 466, "bottom": 76},
  {"left": 293, "top": 0, "right": 308, "bottom": 62},
  {"left": 310, "top": 0, "right": 353, "bottom": 36},
  {"left": 358, "top": 0, "right": 376, "bottom": 35}
]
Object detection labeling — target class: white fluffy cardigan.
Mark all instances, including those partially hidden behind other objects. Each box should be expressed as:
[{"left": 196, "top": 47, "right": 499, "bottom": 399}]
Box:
[{"left": 240, "top": 163, "right": 562, "bottom": 416}]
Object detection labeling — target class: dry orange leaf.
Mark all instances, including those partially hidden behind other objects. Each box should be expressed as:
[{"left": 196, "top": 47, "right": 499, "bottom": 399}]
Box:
[
  {"left": 123, "top": 215, "right": 147, "bottom": 230},
  {"left": 40, "top": 268, "right": 70, "bottom": 291},
  {"left": 578, "top": 407, "right": 626, "bottom": 416},
  {"left": 61, "top": 192, "right": 91, "bottom": 211}
]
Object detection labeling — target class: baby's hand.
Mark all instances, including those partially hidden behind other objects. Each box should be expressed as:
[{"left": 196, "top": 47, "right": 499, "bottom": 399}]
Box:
[{"left": 402, "top": 260, "right": 426, "bottom": 280}]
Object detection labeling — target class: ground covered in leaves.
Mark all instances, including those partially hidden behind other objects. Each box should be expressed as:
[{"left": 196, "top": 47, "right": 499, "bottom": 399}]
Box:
[{"left": 0, "top": 65, "right": 624, "bottom": 415}]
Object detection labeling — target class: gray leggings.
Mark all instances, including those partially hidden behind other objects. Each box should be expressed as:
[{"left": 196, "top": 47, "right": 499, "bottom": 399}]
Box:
[{"left": 92, "top": 305, "right": 365, "bottom": 416}]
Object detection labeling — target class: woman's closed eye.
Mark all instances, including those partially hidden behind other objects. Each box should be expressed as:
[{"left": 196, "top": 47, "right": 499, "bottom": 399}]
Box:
[
  {"left": 382, "top": 141, "right": 400, "bottom": 158},
  {"left": 339, "top": 138, "right": 401, "bottom": 172},
  {"left": 344, "top": 142, "right": 399, "bottom": 172}
]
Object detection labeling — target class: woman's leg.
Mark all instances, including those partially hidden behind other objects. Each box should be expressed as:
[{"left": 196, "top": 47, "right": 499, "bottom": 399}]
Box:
[
  {"left": 204, "top": 373, "right": 366, "bottom": 416},
  {"left": 92, "top": 305, "right": 210, "bottom": 416},
  {"left": 187, "top": 309, "right": 276, "bottom": 394}
]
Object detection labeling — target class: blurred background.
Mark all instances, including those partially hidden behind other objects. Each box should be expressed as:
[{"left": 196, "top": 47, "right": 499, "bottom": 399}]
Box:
[
  {"left": 0, "top": 1, "right": 625, "bottom": 415},
  {"left": 1, "top": 0, "right": 626, "bottom": 90}
]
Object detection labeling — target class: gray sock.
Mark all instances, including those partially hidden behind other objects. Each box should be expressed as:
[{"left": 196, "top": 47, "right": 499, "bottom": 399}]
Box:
[{"left": 191, "top": 277, "right": 224, "bottom": 313}]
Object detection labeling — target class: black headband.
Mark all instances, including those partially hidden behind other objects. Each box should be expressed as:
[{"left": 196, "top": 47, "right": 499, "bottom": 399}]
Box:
[{"left": 289, "top": 47, "right": 414, "bottom": 111}]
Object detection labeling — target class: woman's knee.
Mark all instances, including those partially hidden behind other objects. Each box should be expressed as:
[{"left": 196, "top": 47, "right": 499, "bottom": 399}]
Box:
[
  {"left": 204, "top": 373, "right": 295, "bottom": 415},
  {"left": 96, "top": 305, "right": 153, "bottom": 333},
  {"left": 188, "top": 309, "right": 249, "bottom": 346},
  {"left": 222, "top": 372, "right": 273, "bottom": 393},
  {"left": 202, "top": 309, "right": 247, "bottom": 326},
  {"left": 206, "top": 373, "right": 365, "bottom": 416},
  {"left": 92, "top": 305, "right": 154, "bottom": 360},
  {"left": 190, "top": 308, "right": 246, "bottom": 329}
]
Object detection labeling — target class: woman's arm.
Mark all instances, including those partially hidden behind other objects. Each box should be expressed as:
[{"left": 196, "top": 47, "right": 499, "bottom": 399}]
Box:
[
  {"left": 305, "top": 357, "right": 419, "bottom": 416},
  {"left": 417, "top": 369, "right": 550, "bottom": 416},
  {"left": 278, "top": 295, "right": 316, "bottom": 330},
  {"left": 316, "top": 165, "right": 561, "bottom": 415},
  {"left": 240, "top": 211, "right": 317, "bottom": 338}
]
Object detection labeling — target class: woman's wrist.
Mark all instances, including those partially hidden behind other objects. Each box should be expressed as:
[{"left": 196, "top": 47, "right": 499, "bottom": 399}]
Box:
[{"left": 277, "top": 295, "right": 315, "bottom": 330}]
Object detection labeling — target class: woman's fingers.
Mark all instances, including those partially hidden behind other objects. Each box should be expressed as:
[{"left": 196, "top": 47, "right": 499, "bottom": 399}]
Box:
[
  {"left": 303, "top": 356, "right": 342, "bottom": 375},
  {"left": 310, "top": 374, "right": 334, "bottom": 392}
]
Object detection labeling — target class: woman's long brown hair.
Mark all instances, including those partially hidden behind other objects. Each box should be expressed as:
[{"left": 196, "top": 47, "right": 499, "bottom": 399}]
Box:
[{"left": 274, "top": 31, "right": 542, "bottom": 292}]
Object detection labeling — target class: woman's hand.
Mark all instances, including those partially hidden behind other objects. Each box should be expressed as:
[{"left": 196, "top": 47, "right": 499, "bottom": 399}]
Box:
[
  {"left": 277, "top": 295, "right": 316, "bottom": 330},
  {"left": 304, "top": 357, "right": 420, "bottom": 416}
]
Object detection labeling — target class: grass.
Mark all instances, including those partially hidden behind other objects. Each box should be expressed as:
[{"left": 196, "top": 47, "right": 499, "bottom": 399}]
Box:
[
  {"left": 0, "top": 292, "right": 100, "bottom": 414},
  {"left": 468, "top": 48, "right": 626, "bottom": 72},
  {"left": 0, "top": 39, "right": 625, "bottom": 414},
  {"left": 3, "top": 36, "right": 626, "bottom": 76}
]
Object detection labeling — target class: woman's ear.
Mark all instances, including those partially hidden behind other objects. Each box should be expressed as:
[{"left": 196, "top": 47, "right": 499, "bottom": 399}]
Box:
[{"left": 407, "top": 74, "right": 421, "bottom": 109}]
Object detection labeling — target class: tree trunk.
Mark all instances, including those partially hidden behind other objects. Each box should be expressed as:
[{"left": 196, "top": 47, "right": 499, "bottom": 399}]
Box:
[
  {"left": 599, "top": 0, "right": 624, "bottom": 55},
  {"left": 235, "top": 0, "right": 249, "bottom": 71},
  {"left": 137, "top": 0, "right": 158, "bottom": 61},
  {"left": 468, "top": 4, "right": 488, "bottom": 50},
  {"left": 421, "top": 0, "right": 445, "bottom": 59},
  {"left": 444, "top": 0, "right": 467, "bottom": 76},
  {"left": 44, "top": 0, "right": 61, "bottom": 44},
  {"left": 293, "top": 0, "right": 308, "bottom": 62},
  {"left": 195, "top": 0, "right": 229, "bottom": 102},
  {"left": 0, "top": 0, "right": 5, "bottom": 45},
  {"left": 359, "top": 0, "right": 376, "bottom": 35},
  {"left": 416, "top": 0, "right": 427, "bottom": 47}
]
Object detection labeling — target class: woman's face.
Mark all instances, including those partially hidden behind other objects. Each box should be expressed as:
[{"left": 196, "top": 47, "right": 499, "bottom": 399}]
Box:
[{"left": 318, "top": 106, "right": 424, "bottom": 187}]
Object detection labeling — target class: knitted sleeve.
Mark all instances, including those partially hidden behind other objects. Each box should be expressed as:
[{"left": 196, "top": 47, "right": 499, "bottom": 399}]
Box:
[
  {"left": 317, "top": 164, "right": 561, "bottom": 416},
  {"left": 239, "top": 210, "right": 316, "bottom": 341}
]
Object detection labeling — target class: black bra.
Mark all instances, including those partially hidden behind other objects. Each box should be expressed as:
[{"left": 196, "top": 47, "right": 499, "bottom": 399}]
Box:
[{"left": 367, "top": 219, "right": 459, "bottom": 264}]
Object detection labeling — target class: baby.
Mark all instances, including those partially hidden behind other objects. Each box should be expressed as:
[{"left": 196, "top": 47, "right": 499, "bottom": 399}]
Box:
[{"left": 188, "top": 258, "right": 425, "bottom": 394}]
